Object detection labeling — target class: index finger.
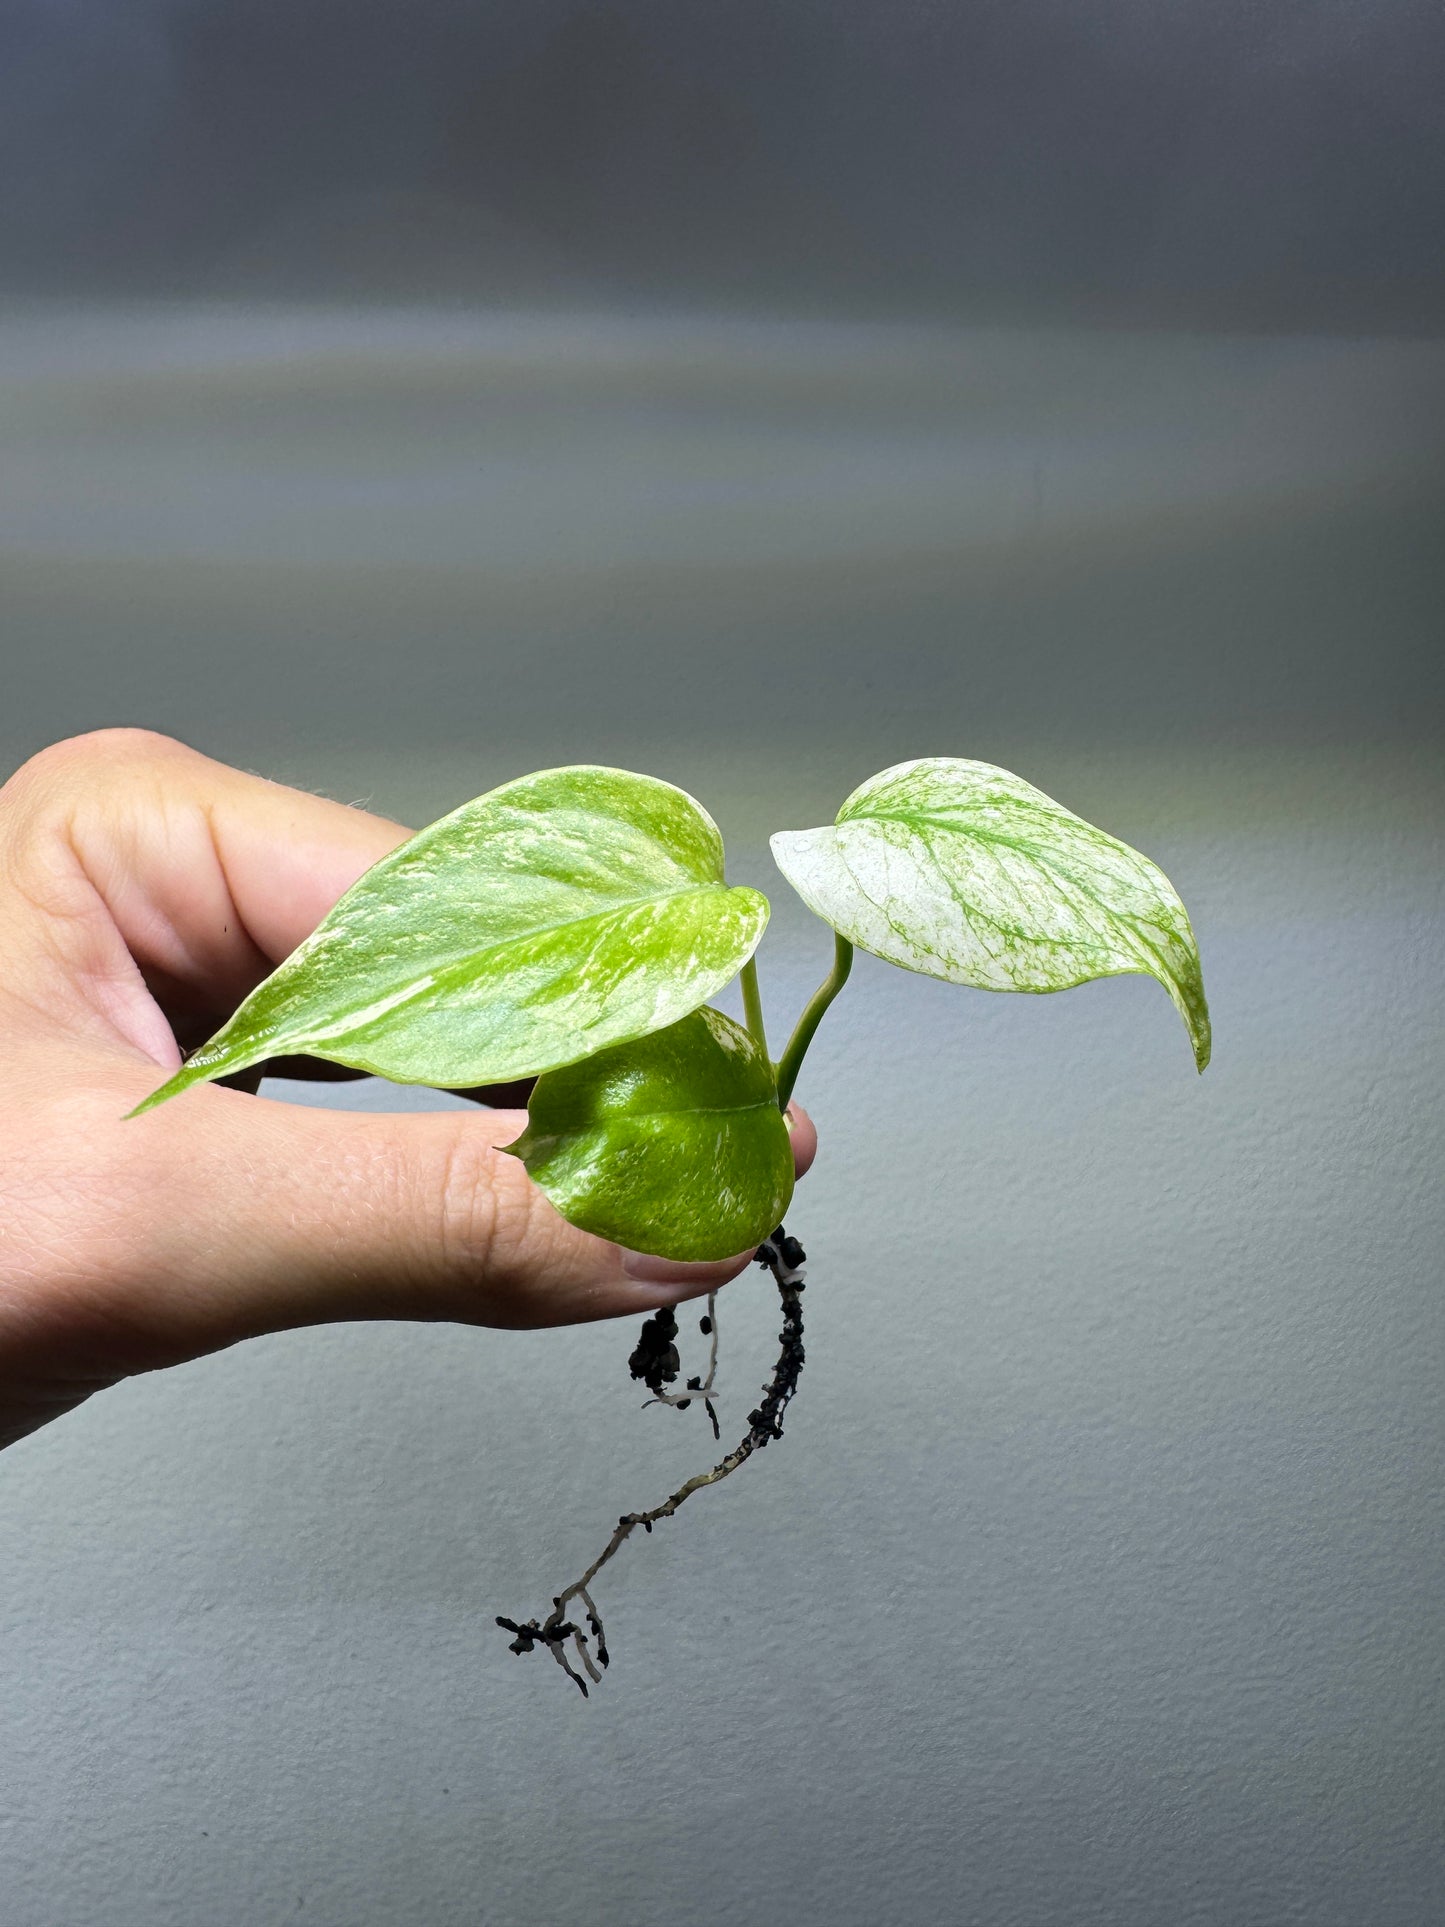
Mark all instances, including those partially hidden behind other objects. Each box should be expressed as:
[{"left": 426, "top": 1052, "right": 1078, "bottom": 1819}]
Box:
[{"left": 0, "top": 729, "right": 415, "bottom": 1050}]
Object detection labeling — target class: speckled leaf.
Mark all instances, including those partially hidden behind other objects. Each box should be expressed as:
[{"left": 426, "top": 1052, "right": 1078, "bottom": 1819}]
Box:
[
  {"left": 132, "top": 767, "right": 770, "bottom": 1113},
  {"left": 771, "top": 757, "right": 1210, "bottom": 1070},
  {"left": 505, "top": 1006, "right": 794, "bottom": 1261}
]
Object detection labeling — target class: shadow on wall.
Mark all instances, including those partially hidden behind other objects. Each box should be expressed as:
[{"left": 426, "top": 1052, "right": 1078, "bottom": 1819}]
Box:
[{"left": 2, "top": 1, "right": 1444, "bottom": 332}]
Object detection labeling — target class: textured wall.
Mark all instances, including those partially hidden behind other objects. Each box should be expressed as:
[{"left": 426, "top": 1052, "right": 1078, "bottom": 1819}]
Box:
[{"left": 0, "top": 312, "right": 1440, "bottom": 1926}]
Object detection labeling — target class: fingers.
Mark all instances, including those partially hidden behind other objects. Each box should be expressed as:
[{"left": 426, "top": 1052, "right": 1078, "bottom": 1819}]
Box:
[
  {"left": 0, "top": 729, "right": 412, "bottom": 1050},
  {"left": 784, "top": 1101, "right": 818, "bottom": 1181}
]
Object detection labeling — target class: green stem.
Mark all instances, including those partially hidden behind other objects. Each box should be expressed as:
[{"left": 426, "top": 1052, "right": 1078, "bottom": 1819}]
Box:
[
  {"left": 774, "top": 933, "right": 854, "bottom": 1111},
  {"left": 740, "top": 956, "right": 767, "bottom": 1055}
]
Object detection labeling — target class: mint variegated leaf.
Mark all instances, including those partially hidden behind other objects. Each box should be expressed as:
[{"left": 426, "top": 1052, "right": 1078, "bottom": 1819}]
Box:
[
  {"left": 132, "top": 767, "right": 769, "bottom": 1114},
  {"left": 770, "top": 757, "right": 1209, "bottom": 1070}
]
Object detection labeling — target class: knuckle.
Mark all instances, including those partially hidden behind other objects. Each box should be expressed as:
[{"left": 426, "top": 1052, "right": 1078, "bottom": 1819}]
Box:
[
  {"left": 433, "top": 1125, "right": 505, "bottom": 1274},
  {"left": 431, "top": 1123, "right": 583, "bottom": 1325},
  {"left": 44, "top": 726, "right": 188, "bottom": 769},
  {"left": 1, "top": 729, "right": 193, "bottom": 818},
  {"left": 10, "top": 727, "right": 185, "bottom": 787}
]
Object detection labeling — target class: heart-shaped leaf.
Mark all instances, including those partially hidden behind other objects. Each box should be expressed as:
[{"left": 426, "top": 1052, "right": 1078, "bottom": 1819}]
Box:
[
  {"left": 504, "top": 1006, "right": 794, "bottom": 1261},
  {"left": 133, "top": 767, "right": 769, "bottom": 1113},
  {"left": 771, "top": 757, "right": 1210, "bottom": 1070}
]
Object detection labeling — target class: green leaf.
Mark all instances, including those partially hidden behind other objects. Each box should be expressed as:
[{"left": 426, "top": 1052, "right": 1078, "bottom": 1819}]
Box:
[
  {"left": 132, "top": 767, "right": 769, "bottom": 1113},
  {"left": 770, "top": 757, "right": 1210, "bottom": 1071},
  {"left": 505, "top": 1006, "right": 794, "bottom": 1261}
]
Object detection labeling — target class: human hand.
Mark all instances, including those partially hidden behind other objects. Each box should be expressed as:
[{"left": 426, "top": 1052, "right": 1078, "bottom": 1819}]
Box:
[{"left": 0, "top": 731, "right": 816, "bottom": 1448}]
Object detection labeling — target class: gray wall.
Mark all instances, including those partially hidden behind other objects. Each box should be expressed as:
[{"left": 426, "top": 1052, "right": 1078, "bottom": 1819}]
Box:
[
  {"left": 4, "top": 1, "right": 1445, "bottom": 334},
  {"left": 1, "top": 306, "right": 1439, "bottom": 1927},
  {"left": 0, "top": 8, "right": 1442, "bottom": 1922}
]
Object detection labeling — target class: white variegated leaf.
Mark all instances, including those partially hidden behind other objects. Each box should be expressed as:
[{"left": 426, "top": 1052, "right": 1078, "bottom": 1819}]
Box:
[{"left": 771, "top": 757, "right": 1210, "bottom": 1070}]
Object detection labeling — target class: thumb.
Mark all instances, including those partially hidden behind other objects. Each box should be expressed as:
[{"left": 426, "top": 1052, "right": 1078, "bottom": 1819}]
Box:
[{"left": 24, "top": 1076, "right": 815, "bottom": 1383}]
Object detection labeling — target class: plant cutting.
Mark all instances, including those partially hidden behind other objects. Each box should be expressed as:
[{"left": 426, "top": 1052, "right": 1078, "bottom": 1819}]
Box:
[{"left": 131, "top": 756, "right": 1210, "bottom": 1693}]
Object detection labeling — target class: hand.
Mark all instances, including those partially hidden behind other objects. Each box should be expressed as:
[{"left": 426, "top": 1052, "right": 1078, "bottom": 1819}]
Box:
[{"left": 0, "top": 731, "right": 816, "bottom": 1448}]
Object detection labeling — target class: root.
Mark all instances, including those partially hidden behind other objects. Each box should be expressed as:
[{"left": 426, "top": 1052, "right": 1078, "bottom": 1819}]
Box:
[{"left": 496, "top": 1226, "right": 807, "bottom": 1693}]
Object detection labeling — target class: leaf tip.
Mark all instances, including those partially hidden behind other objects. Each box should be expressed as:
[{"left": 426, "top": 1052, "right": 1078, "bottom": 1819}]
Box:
[
  {"left": 496, "top": 1124, "right": 538, "bottom": 1166},
  {"left": 124, "top": 1078, "right": 182, "bottom": 1120},
  {"left": 1176, "top": 958, "right": 1211, "bottom": 1075},
  {"left": 125, "top": 1052, "right": 246, "bottom": 1118}
]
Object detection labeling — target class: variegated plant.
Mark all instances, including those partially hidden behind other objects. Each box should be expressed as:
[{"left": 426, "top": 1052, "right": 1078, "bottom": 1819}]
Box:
[
  {"left": 135, "top": 756, "right": 1208, "bottom": 1262},
  {"left": 132, "top": 755, "right": 1209, "bottom": 1692}
]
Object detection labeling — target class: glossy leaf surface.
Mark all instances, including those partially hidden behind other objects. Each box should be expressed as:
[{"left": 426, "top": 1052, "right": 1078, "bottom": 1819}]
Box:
[
  {"left": 771, "top": 757, "right": 1210, "bottom": 1070},
  {"left": 505, "top": 1006, "right": 794, "bottom": 1261},
  {"left": 134, "top": 767, "right": 769, "bottom": 1112}
]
